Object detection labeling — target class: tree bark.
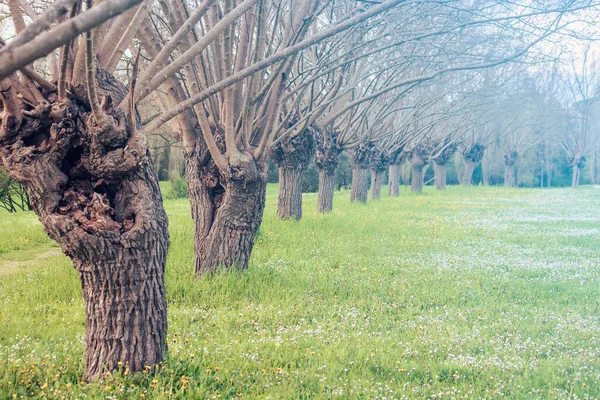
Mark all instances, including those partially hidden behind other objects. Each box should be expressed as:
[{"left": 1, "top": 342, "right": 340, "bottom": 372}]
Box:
[
  {"left": 461, "top": 160, "right": 476, "bottom": 186},
  {"left": 314, "top": 132, "right": 340, "bottom": 213},
  {"left": 388, "top": 164, "right": 400, "bottom": 196},
  {"left": 433, "top": 161, "right": 447, "bottom": 190},
  {"left": 271, "top": 128, "right": 315, "bottom": 220},
  {"left": 277, "top": 164, "right": 303, "bottom": 220},
  {"left": 186, "top": 154, "right": 267, "bottom": 274},
  {"left": 571, "top": 164, "right": 581, "bottom": 188},
  {"left": 370, "top": 169, "right": 384, "bottom": 200},
  {"left": 504, "top": 164, "right": 517, "bottom": 187},
  {"left": 411, "top": 164, "right": 424, "bottom": 193},
  {"left": 350, "top": 167, "right": 369, "bottom": 203},
  {"left": 0, "top": 82, "right": 169, "bottom": 381},
  {"left": 317, "top": 168, "right": 335, "bottom": 213}
]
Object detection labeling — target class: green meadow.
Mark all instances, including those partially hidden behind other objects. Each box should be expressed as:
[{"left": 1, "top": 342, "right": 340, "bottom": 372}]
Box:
[{"left": 1, "top": 185, "right": 599, "bottom": 399}]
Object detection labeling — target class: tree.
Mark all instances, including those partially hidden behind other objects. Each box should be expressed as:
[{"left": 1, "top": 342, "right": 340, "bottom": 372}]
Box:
[
  {"left": 555, "top": 44, "right": 600, "bottom": 188},
  {"left": 0, "top": 0, "right": 168, "bottom": 381}
]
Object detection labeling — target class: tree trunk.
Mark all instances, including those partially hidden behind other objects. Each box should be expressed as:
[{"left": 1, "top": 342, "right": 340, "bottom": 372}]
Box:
[
  {"left": 370, "top": 169, "right": 384, "bottom": 200},
  {"left": 80, "top": 203, "right": 168, "bottom": 380},
  {"left": 277, "top": 165, "right": 303, "bottom": 220},
  {"left": 461, "top": 161, "right": 476, "bottom": 186},
  {"left": 0, "top": 85, "right": 169, "bottom": 381},
  {"left": 317, "top": 168, "right": 335, "bottom": 213},
  {"left": 433, "top": 162, "right": 447, "bottom": 190},
  {"left": 350, "top": 167, "right": 369, "bottom": 203},
  {"left": 571, "top": 164, "right": 580, "bottom": 188},
  {"left": 504, "top": 164, "right": 517, "bottom": 187},
  {"left": 388, "top": 164, "right": 400, "bottom": 196},
  {"left": 411, "top": 164, "right": 424, "bottom": 193},
  {"left": 271, "top": 128, "right": 314, "bottom": 220},
  {"left": 186, "top": 155, "right": 267, "bottom": 274}
]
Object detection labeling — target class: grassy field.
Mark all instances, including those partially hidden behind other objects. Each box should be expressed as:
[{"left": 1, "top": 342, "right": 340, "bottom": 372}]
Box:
[{"left": 1, "top": 184, "right": 599, "bottom": 399}]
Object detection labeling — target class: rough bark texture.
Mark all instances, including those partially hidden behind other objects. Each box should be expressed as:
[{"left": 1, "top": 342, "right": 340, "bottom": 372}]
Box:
[
  {"left": 0, "top": 73, "right": 168, "bottom": 381},
  {"left": 271, "top": 128, "right": 315, "bottom": 220},
  {"left": 317, "top": 169, "right": 335, "bottom": 212},
  {"left": 186, "top": 146, "right": 267, "bottom": 274},
  {"left": 349, "top": 142, "right": 372, "bottom": 203},
  {"left": 277, "top": 165, "right": 303, "bottom": 219},
  {"left": 433, "top": 161, "right": 447, "bottom": 190},
  {"left": 350, "top": 167, "right": 369, "bottom": 203},
  {"left": 315, "top": 129, "right": 341, "bottom": 213},
  {"left": 370, "top": 169, "right": 384, "bottom": 200},
  {"left": 388, "top": 164, "right": 400, "bottom": 196}
]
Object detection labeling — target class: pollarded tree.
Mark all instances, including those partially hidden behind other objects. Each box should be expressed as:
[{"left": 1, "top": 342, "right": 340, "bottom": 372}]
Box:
[
  {"left": 555, "top": 43, "right": 600, "bottom": 188},
  {"left": 0, "top": 0, "right": 169, "bottom": 380},
  {"left": 134, "top": 0, "right": 409, "bottom": 271},
  {"left": 350, "top": 140, "right": 374, "bottom": 203}
]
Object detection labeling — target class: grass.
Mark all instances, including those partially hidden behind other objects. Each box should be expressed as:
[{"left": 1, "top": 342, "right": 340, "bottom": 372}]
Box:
[{"left": 1, "top": 184, "right": 600, "bottom": 399}]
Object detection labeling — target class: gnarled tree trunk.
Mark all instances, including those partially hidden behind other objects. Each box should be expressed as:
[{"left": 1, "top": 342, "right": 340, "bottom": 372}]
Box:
[
  {"left": 370, "top": 169, "right": 384, "bottom": 200},
  {"left": 433, "top": 161, "right": 447, "bottom": 190},
  {"left": 186, "top": 151, "right": 267, "bottom": 274},
  {"left": 388, "top": 164, "right": 401, "bottom": 196},
  {"left": 350, "top": 167, "right": 369, "bottom": 203},
  {"left": 315, "top": 135, "right": 341, "bottom": 213},
  {"left": 0, "top": 79, "right": 169, "bottom": 381}
]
